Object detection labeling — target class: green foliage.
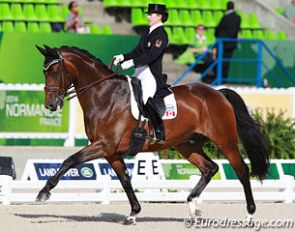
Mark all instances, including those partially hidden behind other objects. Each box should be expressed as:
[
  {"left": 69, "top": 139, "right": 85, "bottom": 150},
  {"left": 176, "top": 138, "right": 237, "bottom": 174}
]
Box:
[
  {"left": 158, "top": 110, "right": 295, "bottom": 159},
  {"left": 203, "top": 138, "right": 247, "bottom": 160},
  {"left": 252, "top": 110, "right": 295, "bottom": 159},
  {"left": 158, "top": 148, "right": 183, "bottom": 159},
  {"left": 202, "top": 141, "right": 221, "bottom": 159}
]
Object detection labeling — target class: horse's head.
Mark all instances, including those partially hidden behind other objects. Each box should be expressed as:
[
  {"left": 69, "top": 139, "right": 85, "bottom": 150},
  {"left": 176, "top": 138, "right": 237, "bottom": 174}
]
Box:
[{"left": 36, "top": 45, "right": 72, "bottom": 111}]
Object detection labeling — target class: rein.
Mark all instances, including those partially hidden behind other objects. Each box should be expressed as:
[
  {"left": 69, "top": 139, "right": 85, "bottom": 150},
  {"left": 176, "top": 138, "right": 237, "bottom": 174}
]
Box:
[
  {"left": 67, "top": 58, "right": 123, "bottom": 100},
  {"left": 44, "top": 53, "right": 124, "bottom": 101}
]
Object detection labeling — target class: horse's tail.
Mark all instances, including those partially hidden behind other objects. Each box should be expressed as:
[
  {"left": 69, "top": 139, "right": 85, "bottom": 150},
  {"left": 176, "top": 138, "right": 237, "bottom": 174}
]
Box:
[{"left": 219, "top": 88, "right": 270, "bottom": 181}]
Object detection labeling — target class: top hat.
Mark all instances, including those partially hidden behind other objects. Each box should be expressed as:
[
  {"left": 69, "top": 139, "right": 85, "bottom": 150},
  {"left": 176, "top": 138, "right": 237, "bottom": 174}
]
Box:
[
  {"left": 146, "top": 4, "right": 168, "bottom": 22},
  {"left": 146, "top": 4, "right": 167, "bottom": 14}
]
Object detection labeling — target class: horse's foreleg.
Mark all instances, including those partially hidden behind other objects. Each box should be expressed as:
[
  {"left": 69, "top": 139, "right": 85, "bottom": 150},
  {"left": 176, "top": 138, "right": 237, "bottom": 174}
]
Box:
[
  {"left": 36, "top": 142, "right": 106, "bottom": 202},
  {"left": 176, "top": 142, "right": 218, "bottom": 218},
  {"left": 107, "top": 156, "right": 141, "bottom": 225}
]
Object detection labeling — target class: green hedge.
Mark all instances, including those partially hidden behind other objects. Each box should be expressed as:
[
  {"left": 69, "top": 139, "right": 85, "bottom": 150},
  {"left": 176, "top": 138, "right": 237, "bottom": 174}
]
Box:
[{"left": 253, "top": 110, "right": 295, "bottom": 159}]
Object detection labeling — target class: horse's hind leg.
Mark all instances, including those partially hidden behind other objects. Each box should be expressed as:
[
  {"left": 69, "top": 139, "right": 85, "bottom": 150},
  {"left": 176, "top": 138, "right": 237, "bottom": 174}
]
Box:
[
  {"left": 210, "top": 120, "right": 255, "bottom": 217},
  {"left": 36, "top": 142, "right": 107, "bottom": 202},
  {"left": 204, "top": 98, "right": 256, "bottom": 218},
  {"left": 106, "top": 155, "right": 141, "bottom": 225},
  {"left": 175, "top": 140, "right": 219, "bottom": 218},
  {"left": 219, "top": 144, "right": 256, "bottom": 217}
]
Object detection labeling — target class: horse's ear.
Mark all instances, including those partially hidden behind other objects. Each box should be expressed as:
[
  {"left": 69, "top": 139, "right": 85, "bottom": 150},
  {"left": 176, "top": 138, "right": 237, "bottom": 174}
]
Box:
[
  {"left": 44, "top": 44, "right": 59, "bottom": 59},
  {"left": 36, "top": 45, "right": 47, "bottom": 57},
  {"left": 44, "top": 44, "right": 52, "bottom": 52}
]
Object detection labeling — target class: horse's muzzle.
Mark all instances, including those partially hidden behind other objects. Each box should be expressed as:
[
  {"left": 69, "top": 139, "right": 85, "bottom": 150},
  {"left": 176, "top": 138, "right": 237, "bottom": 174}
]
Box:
[
  {"left": 45, "top": 96, "right": 64, "bottom": 111},
  {"left": 45, "top": 101, "right": 58, "bottom": 111}
]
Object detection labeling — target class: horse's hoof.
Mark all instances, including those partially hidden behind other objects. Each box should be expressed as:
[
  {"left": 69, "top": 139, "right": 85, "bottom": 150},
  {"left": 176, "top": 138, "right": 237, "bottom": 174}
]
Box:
[
  {"left": 189, "top": 205, "right": 201, "bottom": 218},
  {"left": 188, "top": 198, "right": 201, "bottom": 218},
  {"left": 194, "top": 208, "right": 202, "bottom": 217},
  {"left": 245, "top": 214, "right": 254, "bottom": 227},
  {"left": 36, "top": 191, "right": 51, "bottom": 202},
  {"left": 123, "top": 215, "right": 136, "bottom": 225},
  {"left": 190, "top": 208, "right": 202, "bottom": 218}
]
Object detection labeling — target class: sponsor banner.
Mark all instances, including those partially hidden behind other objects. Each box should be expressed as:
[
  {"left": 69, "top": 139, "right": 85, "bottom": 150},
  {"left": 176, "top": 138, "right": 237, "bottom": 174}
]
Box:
[
  {"left": 162, "top": 163, "right": 201, "bottom": 180},
  {"left": 34, "top": 163, "right": 96, "bottom": 180},
  {"left": 281, "top": 162, "right": 295, "bottom": 178},
  {"left": 161, "top": 162, "right": 222, "bottom": 180},
  {"left": 22, "top": 159, "right": 134, "bottom": 181},
  {"left": 98, "top": 161, "right": 134, "bottom": 180},
  {"left": 0, "top": 89, "right": 69, "bottom": 132},
  {"left": 21, "top": 158, "right": 292, "bottom": 182},
  {"left": 22, "top": 159, "right": 97, "bottom": 181},
  {"left": 222, "top": 162, "right": 280, "bottom": 180}
]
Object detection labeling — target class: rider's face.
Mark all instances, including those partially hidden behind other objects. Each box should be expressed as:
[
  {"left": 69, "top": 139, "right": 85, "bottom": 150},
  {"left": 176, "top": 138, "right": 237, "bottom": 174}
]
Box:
[
  {"left": 147, "top": 13, "right": 162, "bottom": 26},
  {"left": 71, "top": 3, "right": 79, "bottom": 13}
]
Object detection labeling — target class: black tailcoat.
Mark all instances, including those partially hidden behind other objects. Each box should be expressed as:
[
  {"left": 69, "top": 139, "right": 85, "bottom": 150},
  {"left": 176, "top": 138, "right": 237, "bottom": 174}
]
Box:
[{"left": 123, "top": 26, "right": 170, "bottom": 97}]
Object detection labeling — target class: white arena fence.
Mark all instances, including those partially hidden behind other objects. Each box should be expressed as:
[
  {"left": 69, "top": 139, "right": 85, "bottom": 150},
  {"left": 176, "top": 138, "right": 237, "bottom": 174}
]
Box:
[
  {"left": 0, "top": 155, "right": 295, "bottom": 205},
  {"left": 0, "top": 175, "right": 294, "bottom": 205}
]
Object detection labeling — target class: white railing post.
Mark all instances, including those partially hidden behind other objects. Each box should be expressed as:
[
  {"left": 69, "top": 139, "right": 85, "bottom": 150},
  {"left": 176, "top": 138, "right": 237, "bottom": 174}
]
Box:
[
  {"left": 64, "top": 98, "right": 77, "bottom": 147},
  {"left": 100, "top": 176, "right": 110, "bottom": 205},
  {"left": 0, "top": 175, "right": 13, "bottom": 205},
  {"left": 282, "top": 175, "right": 294, "bottom": 203}
]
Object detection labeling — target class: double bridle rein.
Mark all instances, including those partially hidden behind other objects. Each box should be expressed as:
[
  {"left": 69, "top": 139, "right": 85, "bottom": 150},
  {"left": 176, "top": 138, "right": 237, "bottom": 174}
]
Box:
[{"left": 43, "top": 50, "right": 123, "bottom": 102}]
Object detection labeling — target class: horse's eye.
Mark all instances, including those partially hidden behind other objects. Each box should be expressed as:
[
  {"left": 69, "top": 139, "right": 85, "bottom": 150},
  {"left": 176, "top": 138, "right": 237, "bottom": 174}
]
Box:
[{"left": 51, "top": 70, "right": 58, "bottom": 76}]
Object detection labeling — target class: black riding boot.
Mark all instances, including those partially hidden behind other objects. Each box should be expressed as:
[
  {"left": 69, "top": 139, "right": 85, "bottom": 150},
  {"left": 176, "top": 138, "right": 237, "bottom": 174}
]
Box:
[{"left": 145, "top": 97, "right": 165, "bottom": 144}]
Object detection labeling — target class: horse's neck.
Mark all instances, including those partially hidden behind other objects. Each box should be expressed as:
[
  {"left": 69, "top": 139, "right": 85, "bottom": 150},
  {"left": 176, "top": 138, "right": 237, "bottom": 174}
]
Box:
[
  {"left": 75, "top": 63, "right": 111, "bottom": 88},
  {"left": 76, "top": 75, "right": 130, "bottom": 116}
]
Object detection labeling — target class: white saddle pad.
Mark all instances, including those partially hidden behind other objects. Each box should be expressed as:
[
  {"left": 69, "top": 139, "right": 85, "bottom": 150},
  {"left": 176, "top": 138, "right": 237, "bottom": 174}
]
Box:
[{"left": 126, "top": 76, "right": 177, "bottom": 121}]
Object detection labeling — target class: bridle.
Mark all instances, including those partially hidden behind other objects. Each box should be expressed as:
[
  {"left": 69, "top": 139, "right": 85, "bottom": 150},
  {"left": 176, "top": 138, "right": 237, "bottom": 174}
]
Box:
[
  {"left": 43, "top": 50, "right": 124, "bottom": 102},
  {"left": 43, "top": 51, "right": 67, "bottom": 106}
]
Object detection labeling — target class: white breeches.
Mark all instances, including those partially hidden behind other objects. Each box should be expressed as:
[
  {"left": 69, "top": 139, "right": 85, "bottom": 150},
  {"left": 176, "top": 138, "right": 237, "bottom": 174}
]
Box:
[{"left": 133, "top": 65, "right": 157, "bottom": 104}]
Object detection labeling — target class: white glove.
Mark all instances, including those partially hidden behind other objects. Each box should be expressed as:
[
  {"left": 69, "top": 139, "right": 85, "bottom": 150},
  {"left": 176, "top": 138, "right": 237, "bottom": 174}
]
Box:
[
  {"left": 113, "top": 54, "right": 124, "bottom": 66},
  {"left": 121, "top": 59, "right": 134, "bottom": 70}
]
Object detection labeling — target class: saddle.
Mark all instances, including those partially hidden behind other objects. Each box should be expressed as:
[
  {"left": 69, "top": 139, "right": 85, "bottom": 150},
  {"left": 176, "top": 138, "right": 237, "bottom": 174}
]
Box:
[
  {"left": 131, "top": 77, "right": 171, "bottom": 118},
  {"left": 123, "top": 76, "right": 176, "bottom": 156}
]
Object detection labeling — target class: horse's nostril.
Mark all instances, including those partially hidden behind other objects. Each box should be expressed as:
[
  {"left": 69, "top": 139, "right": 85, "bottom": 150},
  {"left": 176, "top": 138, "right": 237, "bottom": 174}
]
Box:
[{"left": 46, "top": 102, "right": 56, "bottom": 111}]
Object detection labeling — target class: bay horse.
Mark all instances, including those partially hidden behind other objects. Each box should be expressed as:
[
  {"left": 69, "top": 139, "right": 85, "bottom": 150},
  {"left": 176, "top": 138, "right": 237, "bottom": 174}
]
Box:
[{"left": 36, "top": 45, "right": 269, "bottom": 225}]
